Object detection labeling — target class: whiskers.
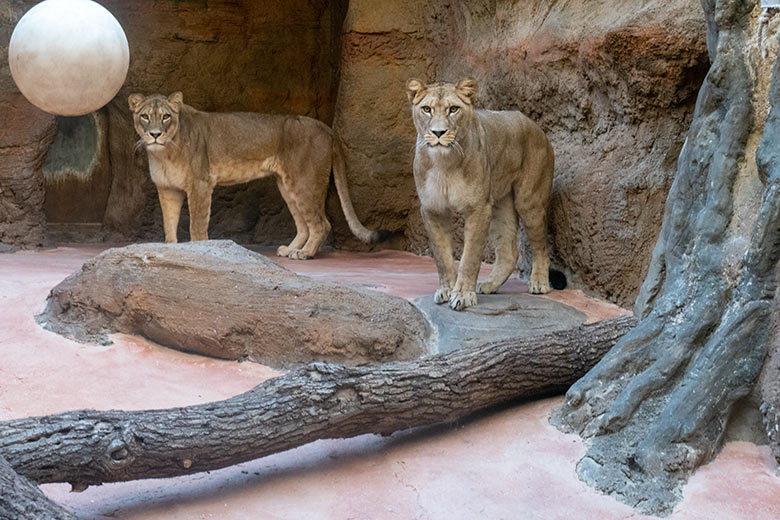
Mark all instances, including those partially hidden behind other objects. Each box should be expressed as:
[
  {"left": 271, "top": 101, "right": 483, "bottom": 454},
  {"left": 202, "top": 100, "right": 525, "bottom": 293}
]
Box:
[
  {"left": 411, "top": 133, "right": 463, "bottom": 159},
  {"left": 165, "top": 139, "right": 180, "bottom": 152},
  {"left": 134, "top": 136, "right": 178, "bottom": 153},
  {"left": 450, "top": 139, "right": 464, "bottom": 158}
]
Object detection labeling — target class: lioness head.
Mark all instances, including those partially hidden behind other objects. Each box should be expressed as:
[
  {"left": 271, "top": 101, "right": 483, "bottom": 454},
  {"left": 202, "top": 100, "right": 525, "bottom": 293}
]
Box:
[
  {"left": 406, "top": 78, "right": 477, "bottom": 149},
  {"left": 128, "top": 92, "right": 184, "bottom": 148}
]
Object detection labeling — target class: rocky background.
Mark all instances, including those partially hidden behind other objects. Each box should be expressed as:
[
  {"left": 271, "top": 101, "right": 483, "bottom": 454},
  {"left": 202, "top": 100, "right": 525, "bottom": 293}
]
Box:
[{"left": 0, "top": 0, "right": 708, "bottom": 307}]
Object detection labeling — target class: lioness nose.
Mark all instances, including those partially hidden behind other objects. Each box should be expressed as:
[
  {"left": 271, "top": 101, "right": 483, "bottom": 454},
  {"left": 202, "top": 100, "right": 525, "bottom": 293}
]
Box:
[
  {"left": 432, "top": 130, "right": 446, "bottom": 138},
  {"left": 150, "top": 131, "right": 162, "bottom": 139}
]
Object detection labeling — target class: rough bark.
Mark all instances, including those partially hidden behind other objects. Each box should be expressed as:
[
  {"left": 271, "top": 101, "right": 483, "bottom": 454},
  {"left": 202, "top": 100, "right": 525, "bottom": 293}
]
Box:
[
  {"left": 761, "top": 337, "right": 780, "bottom": 464},
  {"left": 36, "top": 241, "right": 430, "bottom": 367},
  {"left": 0, "top": 455, "right": 76, "bottom": 520},
  {"left": 0, "top": 315, "right": 635, "bottom": 491},
  {"left": 554, "top": 0, "right": 780, "bottom": 515},
  {"left": 758, "top": 12, "right": 780, "bottom": 466}
]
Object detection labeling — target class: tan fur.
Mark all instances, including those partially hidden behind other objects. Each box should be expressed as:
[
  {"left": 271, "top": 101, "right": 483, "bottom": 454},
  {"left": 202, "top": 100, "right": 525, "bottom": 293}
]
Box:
[
  {"left": 128, "top": 92, "right": 381, "bottom": 259},
  {"left": 407, "top": 78, "right": 554, "bottom": 310}
]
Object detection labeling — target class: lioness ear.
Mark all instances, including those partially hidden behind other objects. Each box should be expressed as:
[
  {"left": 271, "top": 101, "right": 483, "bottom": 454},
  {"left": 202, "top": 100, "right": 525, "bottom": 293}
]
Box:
[
  {"left": 128, "top": 93, "right": 145, "bottom": 112},
  {"left": 168, "top": 91, "right": 184, "bottom": 111},
  {"left": 455, "top": 78, "right": 478, "bottom": 105},
  {"left": 406, "top": 78, "right": 427, "bottom": 104}
]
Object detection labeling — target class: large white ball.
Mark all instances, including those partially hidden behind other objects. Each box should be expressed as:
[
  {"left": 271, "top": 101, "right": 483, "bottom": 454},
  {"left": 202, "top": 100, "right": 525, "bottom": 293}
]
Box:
[{"left": 8, "top": 0, "right": 129, "bottom": 116}]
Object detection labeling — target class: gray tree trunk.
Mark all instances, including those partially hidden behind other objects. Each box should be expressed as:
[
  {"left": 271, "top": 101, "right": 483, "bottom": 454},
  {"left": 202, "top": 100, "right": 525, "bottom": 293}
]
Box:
[
  {"left": 554, "top": 0, "right": 780, "bottom": 515},
  {"left": 0, "top": 316, "right": 634, "bottom": 512},
  {"left": 0, "top": 455, "right": 76, "bottom": 520}
]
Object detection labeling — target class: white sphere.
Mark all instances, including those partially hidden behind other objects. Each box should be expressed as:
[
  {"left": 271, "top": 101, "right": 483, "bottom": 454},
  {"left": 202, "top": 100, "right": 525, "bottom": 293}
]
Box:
[{"left": 8, "top": 0, "right": 129, "bottom": 116}]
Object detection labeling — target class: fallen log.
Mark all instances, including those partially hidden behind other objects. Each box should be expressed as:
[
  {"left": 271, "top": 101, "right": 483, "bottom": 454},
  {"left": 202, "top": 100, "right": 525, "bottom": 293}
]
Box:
[{"left": 0, "top": 315, "right": 635, "bottom": 491}]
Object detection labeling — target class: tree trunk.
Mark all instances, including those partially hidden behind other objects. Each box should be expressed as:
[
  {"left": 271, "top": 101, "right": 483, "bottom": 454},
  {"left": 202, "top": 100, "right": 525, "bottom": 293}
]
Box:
[
  {"left": 0, "top": 316, "right": 634, "bottom": 492},
  {"left": 760, "top": 340, "right": 780, "bottom": 464},
  {"left": 554, "top": 0, "right": 780, "bottom": 515},
  {"left": 0, "top": 455, "right": 76, "bottom": 520}
]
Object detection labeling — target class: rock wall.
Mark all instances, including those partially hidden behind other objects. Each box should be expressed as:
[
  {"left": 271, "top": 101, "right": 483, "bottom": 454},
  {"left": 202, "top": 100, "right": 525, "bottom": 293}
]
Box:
[
  {"left": 99, "top": 0, "right": 348, "bottom": 244},
  {"left": 0, "top": 0, "right": 347, "bottom": 247},
  {"left": 0, "top": 94, "right": 55, "bottom": 249},
  {"left": 333, "top": 0, "right": 708, "bottom": 306},
  {"left": 0, "top": 0, "right": 708, "bottom": 305},
  {"left": 0, "top": 2, "right": 53, "bottom": 249}
]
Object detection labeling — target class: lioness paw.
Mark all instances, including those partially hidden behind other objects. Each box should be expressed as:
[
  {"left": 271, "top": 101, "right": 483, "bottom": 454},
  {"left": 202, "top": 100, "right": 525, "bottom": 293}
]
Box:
[
  {"left": 528, "top": 275, "right": 550, "bottom": 295},
  {"left": 287, "top": 249, "right": 313, "bottom": 261},
  {"left": 434, "top": 287, "right": 451, "bottom": 304},
  {"left": 448, "top": 290, "right": 477, "bottom": 311},
  {"left": 477, "top": 280, "right": 499, "bottom": 294}
]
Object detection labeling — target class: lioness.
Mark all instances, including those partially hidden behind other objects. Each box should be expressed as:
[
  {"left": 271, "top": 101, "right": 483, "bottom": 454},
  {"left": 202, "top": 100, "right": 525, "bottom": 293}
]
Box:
[
  {"left": 129, "top": 92, "right": 385, "bottom": 259},
  {"left": 407, "top": 77, "right": 555, "bottom": 311}
]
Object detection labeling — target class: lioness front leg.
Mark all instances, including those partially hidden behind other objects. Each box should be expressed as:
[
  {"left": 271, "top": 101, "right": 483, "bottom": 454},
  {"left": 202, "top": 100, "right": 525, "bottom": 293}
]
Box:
[
  {"left": 477, "top": 195, "right": 518, "bottom": 294},
  {"left": 157, "top": 187, "right": 185, "bottom": 243},
  {"left": 451, "top": 203, "right": 491, "bottom": 311},
  {"left": 421, "top": 208, "right": 457, "bottom": 304},
  {"left": 187, "top": 182, "right": 214, "bottom": 241}
]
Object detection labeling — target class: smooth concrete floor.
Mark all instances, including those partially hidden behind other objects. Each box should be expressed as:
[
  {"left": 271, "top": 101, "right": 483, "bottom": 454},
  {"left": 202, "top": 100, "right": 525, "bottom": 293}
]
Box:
[{"left": 1, "top": 245, "right": 778, "bottom": 519}]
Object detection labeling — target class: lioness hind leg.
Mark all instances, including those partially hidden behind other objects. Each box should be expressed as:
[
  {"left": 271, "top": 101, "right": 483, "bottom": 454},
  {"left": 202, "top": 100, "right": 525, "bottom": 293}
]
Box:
[
  {"left": 157, "top": 187, "right": 185, "bottom": 243},
  {"left": 275, "top": 178, "right": 309, "bottom": 257},
  {"left": 187, "top": 183, "right": 213, "bottom": 241},
  {"left": 294, "top": 210, "right": 330, "bottom": 260},
  {"left": 515, "top": 193, "right": 551, "bottom": 295},
  {"left": 478, "top": 195, "right": 519, "bottom": 294}
]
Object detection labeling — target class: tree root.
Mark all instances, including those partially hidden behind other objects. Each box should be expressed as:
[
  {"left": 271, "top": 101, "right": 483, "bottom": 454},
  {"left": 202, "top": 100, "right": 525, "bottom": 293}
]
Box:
[{"left": 0, "top": 455, "right": 76, "bottom": 520}]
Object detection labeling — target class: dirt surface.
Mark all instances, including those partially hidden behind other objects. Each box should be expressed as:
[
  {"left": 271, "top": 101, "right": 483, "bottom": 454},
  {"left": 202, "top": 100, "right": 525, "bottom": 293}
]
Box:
[{"left": 0, "top": 246, "right": 778, "bottom": 519}]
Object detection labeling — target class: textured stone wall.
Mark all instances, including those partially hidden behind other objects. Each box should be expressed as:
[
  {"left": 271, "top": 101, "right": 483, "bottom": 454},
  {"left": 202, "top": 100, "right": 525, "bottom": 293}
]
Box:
[
  {"left": 99, "top": 0, "right": 348, "bottom": 244},
  {"left": 0, "top": 94, "right": 55, "bottom": 249},
  {"left": 0, "top": 0, "right": 708, "bottom": 306},
  {"left": 0, "top": 0, "right": 347, "bottom": 246},
  {"left": 332, "top": 0, "right": 708, "bottom": 307},
  {"left": 0, "top": 2, "right": 52, "bottom": 249}
]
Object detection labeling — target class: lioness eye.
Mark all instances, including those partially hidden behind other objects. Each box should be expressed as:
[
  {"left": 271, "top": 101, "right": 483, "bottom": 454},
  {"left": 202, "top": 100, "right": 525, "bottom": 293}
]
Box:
[
  {"left": 162, "top": 114, "right": 171, "bottom": 122},
  {"left": 140, "top": 114, "right": 149, "bottom": 121},
  {"left": 422, "top": 106, "right": 432, "bottom": 114},
  {"left": 449, "top": 106, "right": 460, "bottom": 114}
]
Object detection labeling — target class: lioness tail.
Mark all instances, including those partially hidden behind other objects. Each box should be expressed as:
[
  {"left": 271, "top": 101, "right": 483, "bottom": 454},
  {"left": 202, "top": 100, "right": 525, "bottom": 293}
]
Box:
[{"left": 332, "top": 137, "right": 389, "bottom": 243}]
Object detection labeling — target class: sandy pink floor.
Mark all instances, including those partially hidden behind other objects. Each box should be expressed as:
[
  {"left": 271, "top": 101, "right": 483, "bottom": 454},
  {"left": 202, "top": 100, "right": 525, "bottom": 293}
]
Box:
[{"left": 1, "top": 245, "right": 778, "bottom": 519}]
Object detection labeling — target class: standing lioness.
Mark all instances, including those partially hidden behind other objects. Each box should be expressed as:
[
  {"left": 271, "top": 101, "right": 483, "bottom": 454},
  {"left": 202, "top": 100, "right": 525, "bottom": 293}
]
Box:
[
  {"left": 407, "top": 78, "right": 555, "bottom": 311},
  {"left": 129, "top": 92, "right": 385, "bottom": 259}
]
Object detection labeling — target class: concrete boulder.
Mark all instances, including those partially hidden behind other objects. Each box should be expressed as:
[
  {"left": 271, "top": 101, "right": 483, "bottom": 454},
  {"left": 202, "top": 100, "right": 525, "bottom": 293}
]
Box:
[{"left": 37, "top": 241, "right": 431, "bottom": 367}]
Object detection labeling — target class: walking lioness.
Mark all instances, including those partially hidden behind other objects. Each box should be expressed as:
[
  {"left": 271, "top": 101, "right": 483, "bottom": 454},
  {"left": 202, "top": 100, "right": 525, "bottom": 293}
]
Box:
[
  {"left": 129, "top": 92, "right": 386, "bottom": 259},
  {"left": 407, "top": 77, "right": 555, "bottom": 311}
]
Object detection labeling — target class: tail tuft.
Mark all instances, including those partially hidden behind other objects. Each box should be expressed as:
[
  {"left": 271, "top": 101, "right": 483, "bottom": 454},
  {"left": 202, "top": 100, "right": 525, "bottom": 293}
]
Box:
[
  {"left": 549, "top": 269, "right": 567, "bottom": 290},
  {"left": 371, "top": 229, "right": 392, "bottom": 244}
]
